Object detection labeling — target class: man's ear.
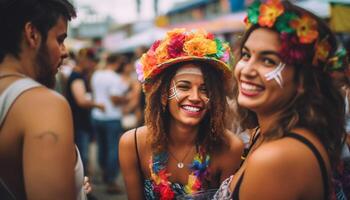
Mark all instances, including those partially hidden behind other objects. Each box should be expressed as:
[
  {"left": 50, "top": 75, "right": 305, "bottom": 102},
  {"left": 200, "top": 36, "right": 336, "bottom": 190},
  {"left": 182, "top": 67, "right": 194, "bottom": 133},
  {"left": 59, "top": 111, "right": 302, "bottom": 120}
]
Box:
[{"left": 23, "top": 22, "right": 41, "bottom": 48}]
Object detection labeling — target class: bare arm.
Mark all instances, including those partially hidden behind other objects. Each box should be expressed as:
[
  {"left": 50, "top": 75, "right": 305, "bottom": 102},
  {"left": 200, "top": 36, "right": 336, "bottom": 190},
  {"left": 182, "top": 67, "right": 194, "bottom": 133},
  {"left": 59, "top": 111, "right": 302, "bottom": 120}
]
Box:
[
  {"left": 123, "top": 81, "right": 141, "bottom": 113},
  {"left": 20, "top": 89, "right": 76, "bottom": 200},
  {"left": 110, "top": 95, "right": 128, "bottom": 106},
  {"left": 119, "top": 129, "right": 145, "bottom": 200},
  {"left": 71, "top": 79, "right": 104, "bottom": 110}
]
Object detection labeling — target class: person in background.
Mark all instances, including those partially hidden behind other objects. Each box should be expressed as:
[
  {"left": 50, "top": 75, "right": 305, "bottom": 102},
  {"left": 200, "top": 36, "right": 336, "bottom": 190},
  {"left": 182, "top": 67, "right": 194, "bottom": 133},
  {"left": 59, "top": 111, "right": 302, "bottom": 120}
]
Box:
[
  {"left": 0, "top": 0, "right": 90, "bottom": 199},
  {"left": 91, "top": 53, "right": 128, "bottom": 194},
  {"left": 214, "top": 0, "right": 346, "bottom": 199},
  {"left": 118, "top": 58, "right": 142, "bottom": 129},
  {"left": 119, "top": 28, "right": 244, "bottom": 200},
  {"left": 66, "top": 47, "right": 104, "bottom": 177}
]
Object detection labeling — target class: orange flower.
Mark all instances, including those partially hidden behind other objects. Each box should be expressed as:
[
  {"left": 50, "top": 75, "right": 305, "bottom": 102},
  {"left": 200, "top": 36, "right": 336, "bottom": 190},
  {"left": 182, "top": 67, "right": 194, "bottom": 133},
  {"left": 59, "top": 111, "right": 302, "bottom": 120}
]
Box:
[
  {"left": 155, "top": 41, "right": 169, "bottom": 64},
  {"left": 258, "top": 0, "right": 284, "bottom": 28},
  {"left": 290, "top": 14, "right": 319, "bottom": 44},
  {"left": 315, "top": 39, "right": 331, "bottom": 62},
  {"left": 184, "top": 37, "right": 217, "bottom": 57}
]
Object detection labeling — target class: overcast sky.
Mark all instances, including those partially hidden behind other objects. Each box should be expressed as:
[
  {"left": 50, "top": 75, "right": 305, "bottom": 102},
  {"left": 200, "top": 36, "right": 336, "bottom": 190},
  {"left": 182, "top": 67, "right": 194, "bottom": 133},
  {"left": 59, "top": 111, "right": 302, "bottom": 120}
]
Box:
[{"left": 74, "top": 0, "right": 184, "bottom": 23}]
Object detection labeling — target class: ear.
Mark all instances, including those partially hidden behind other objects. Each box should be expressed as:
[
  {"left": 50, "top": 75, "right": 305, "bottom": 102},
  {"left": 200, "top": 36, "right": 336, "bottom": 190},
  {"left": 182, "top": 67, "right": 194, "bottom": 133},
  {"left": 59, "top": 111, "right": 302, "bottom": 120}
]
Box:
[{"left": 23, "top": 22, "right": 41, "bottom": 48}]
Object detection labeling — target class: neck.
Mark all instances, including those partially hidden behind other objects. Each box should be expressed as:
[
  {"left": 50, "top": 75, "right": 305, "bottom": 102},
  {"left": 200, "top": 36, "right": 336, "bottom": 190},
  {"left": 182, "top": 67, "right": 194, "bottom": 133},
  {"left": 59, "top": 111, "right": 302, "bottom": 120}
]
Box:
[
  {"left": 168, "top": 122, "right": 198, "bottom": 147},
  {"left": 0, "top": 55, "right": 33, "bottom": 77},
  {"left": 256, "top": 111, "right": 281, "bottom": 136}
]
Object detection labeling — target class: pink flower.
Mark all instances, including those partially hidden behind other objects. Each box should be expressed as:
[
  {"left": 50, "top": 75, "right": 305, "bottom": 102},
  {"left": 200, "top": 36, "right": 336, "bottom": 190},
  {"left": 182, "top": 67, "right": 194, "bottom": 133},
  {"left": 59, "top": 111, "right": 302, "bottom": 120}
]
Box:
[{"left": 150, "top": 40, "right": 161, "bottom": 52}]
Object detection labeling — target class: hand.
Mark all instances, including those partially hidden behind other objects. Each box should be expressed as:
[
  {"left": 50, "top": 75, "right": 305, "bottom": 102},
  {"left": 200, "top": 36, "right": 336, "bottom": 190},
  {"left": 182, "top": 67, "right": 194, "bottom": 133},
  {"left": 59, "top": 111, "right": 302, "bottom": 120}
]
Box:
[
  {"left": 96, "top": 103, "right": 105, "bottom": 112},
  {"left": 83, "top": 176, "right": 92, "bottom": 194}
]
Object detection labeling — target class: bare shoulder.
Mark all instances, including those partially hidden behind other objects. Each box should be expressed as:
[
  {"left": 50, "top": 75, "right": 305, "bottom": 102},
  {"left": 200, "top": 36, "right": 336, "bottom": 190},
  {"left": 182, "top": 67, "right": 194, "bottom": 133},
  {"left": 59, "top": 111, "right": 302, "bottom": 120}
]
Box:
[
  {"left": 120, "top": 125, "right": 149, "bottom": 147},
  {"left": 12, "top": 87, "right": 72, "bottom": 135},
  {"left": 245, "top": 136, "right": 320, "bottom": 182}
]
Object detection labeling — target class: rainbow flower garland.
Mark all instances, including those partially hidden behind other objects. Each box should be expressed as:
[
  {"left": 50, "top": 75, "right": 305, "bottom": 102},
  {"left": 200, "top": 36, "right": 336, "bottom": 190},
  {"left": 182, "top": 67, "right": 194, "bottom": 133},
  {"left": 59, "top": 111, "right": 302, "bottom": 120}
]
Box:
[
  {"left": 149, "top": 148, "right": 210, "bottom": 199},
  {"left": 245, "top": 0, "right": 348, "bottom": 72}
]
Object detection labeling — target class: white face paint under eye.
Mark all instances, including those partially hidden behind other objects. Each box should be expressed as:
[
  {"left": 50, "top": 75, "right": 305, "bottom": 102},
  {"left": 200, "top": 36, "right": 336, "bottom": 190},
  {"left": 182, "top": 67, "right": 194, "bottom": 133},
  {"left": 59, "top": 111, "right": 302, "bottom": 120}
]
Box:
[
  {"left": 168, "top": 81, "right": 180, "bottom": 101},
  {"left": 236, "top": 60, "right": 248, "bottom": 69},
  {"left": 168, "top": 81, "right": 210, "bottom": 105},
  {"left": 264, "top": 62, "right": 286, "bottom": 88}
]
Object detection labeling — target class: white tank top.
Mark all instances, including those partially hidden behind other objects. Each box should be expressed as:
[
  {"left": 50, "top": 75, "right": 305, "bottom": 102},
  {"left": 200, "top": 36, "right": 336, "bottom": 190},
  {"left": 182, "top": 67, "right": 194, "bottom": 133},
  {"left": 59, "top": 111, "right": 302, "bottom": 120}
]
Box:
[{"left": 0, "top": 78, "right": 86, "bottom": 200}]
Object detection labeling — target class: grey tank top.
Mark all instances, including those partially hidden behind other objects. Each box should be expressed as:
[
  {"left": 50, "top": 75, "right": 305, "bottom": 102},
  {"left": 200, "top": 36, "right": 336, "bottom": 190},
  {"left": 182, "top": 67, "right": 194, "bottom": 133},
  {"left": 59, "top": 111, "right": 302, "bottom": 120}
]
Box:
[{"left": 0, "top": 78, "right": 86, "bottom": 200}]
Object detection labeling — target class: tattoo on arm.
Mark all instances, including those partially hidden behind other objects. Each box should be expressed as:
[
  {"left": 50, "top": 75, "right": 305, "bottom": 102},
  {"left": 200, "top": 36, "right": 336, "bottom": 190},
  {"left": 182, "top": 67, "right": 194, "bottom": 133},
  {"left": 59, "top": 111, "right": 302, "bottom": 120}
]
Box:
[{"left": 34, "top": 131, "right": 59, "bottom": 143}]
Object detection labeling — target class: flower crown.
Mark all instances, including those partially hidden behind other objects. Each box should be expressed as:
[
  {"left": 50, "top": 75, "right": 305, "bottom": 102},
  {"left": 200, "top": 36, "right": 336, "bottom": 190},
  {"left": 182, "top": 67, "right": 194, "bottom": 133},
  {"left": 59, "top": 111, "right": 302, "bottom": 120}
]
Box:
[
  {"left": 245, "top": 0, "right": 346, "bottom": 72},
  {"left": 136, "top": 28, "right": 233, "bottom": 90}
]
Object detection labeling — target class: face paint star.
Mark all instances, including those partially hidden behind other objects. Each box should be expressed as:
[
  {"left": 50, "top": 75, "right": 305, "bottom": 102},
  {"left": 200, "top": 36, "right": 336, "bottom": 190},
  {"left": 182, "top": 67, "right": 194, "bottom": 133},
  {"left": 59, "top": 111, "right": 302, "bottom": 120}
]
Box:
[{"left": 264, "top": 63, "right": 286, "bottom": 88}]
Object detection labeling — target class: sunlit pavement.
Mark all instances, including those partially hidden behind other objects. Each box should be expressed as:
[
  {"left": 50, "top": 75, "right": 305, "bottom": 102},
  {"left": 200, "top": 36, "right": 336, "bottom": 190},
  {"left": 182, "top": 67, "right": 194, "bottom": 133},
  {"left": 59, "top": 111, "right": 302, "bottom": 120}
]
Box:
[{"left": 87, "top": 141, "right": 127, "bottom": 200}]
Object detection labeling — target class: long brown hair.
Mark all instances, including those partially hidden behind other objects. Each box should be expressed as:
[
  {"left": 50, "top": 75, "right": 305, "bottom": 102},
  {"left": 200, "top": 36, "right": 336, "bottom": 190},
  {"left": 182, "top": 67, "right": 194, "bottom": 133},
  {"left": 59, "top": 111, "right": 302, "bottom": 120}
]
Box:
[
  {"left": 234, "top": 1, "right": 345, "bottom": 165},
  {"left": 144, "top": 61, "right": 232, "bottom": 154}
]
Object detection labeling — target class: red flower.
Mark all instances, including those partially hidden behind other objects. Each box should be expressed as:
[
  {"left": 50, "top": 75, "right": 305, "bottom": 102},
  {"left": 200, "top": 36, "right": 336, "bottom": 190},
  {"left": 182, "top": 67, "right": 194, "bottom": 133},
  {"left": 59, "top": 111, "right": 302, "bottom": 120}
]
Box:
[
  {"left": 280, "top": 33, "right": 308, "bottom": 65},
  {"left": 167, "top": 34, "right": 186, "bottom": 58}
]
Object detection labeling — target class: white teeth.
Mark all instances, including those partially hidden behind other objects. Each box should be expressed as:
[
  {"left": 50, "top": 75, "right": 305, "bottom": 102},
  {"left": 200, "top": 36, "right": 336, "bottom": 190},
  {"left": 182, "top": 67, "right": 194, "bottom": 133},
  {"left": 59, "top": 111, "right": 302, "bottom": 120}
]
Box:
[
  {"left": 182, "top": 106, "right": 200, "bottom": 112},
  {"left": 241, "top": 82, "right": 262, "bottom": 91}
]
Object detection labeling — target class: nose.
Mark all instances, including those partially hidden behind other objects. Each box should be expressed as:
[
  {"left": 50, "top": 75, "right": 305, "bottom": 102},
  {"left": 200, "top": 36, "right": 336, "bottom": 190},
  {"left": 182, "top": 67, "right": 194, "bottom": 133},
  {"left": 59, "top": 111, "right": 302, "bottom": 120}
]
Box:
[
  {"left": 187, "top": 88, "right": 202, "bottom": 103},
  {"left": 61, "top": 44, "right": 68, "bottom": 59},
  {"left": 239, "top": 60, "right": 258, "bottom": 77}
]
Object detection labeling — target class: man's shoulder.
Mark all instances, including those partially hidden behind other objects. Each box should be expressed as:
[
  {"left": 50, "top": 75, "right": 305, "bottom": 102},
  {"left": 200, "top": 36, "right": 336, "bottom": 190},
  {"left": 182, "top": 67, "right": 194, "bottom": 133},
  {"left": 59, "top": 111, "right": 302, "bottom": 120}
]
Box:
[{"left": 17, "top": 87, "right": 69, "bottom": 110}]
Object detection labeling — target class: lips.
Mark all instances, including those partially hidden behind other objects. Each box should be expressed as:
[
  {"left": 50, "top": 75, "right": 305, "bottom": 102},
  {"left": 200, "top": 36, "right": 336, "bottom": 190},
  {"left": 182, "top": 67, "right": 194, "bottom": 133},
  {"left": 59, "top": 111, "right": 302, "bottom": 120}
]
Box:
[
  {"left": 181, "top": 105, "right": 204, "bottom": 116},
  {"left": 240, "top": 81, "right": 264, "bottom": 97}
]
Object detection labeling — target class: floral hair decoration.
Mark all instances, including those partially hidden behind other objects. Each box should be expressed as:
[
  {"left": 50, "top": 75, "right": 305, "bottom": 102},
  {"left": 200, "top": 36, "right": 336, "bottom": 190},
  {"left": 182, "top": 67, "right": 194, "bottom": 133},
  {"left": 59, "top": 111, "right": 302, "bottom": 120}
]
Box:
[
  {"left": 245, "top": 0, "right": 334, "bottom": 69},
  {"left": 136, "top": 28, "right": 233, "bottom": 92}
]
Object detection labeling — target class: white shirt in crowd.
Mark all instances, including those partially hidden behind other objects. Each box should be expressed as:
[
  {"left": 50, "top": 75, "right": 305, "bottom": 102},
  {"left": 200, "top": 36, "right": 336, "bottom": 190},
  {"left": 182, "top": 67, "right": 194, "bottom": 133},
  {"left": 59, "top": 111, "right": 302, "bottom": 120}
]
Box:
[{"left": 91, "top": 69, "right": 128, "bottom": 120}]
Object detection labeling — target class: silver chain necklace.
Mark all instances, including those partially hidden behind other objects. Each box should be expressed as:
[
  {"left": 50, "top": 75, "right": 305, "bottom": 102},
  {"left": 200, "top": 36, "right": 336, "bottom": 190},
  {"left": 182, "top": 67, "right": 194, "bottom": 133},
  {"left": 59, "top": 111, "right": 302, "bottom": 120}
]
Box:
[{"left": 168, "top": 146, "right": 194, "bottom": 169}]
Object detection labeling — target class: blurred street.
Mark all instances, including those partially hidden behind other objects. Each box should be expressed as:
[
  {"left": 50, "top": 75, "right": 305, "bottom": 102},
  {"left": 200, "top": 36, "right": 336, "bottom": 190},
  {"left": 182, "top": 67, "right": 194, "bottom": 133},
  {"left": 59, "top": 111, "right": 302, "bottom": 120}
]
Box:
[{"left": 88, "top": 142, "right": 127, "bottom": 200}]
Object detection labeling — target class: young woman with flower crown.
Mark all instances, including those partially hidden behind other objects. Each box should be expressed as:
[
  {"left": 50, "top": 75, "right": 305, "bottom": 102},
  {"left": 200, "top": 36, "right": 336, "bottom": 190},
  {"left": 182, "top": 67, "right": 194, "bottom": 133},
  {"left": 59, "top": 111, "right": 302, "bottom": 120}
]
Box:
[
  {"left": 213, "top": 0, "right": 346, "bottom": 199},
  {"left": 119, "top": 29, "right": 244, "bottom": 199}
]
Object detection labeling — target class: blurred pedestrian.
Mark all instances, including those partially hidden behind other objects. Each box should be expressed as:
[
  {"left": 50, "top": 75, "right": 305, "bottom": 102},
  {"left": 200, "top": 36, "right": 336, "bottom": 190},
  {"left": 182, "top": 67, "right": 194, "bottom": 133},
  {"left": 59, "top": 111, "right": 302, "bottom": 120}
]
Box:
[
  {"left": 119, "top": 28, "right": 244, "bottom": 200},
  {"left": 0, "top": 0, "right": 88, "bottom": 200},
  {"left": 214, "top": 0, "right": 346, "bottom": 199},
  {"left": 66, "top": 47, "right": 104, "bottom": 176},
  {"left": 91, "top": 53, "right": 128, "bottom": 194}
]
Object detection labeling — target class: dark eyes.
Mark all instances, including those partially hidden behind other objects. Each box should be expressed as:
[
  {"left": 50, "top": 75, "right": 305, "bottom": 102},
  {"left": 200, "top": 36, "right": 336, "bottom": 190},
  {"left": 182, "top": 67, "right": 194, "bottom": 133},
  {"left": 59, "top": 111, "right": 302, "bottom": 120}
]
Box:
[
  {"left": 240, "top": 51, "right": 277, "bottom": 67},
  {"left": 241, "top": 51, "right": 250, "bottom": 61},
  {"left": 176, "top": 84, "right": 207, "bottom": 93}
]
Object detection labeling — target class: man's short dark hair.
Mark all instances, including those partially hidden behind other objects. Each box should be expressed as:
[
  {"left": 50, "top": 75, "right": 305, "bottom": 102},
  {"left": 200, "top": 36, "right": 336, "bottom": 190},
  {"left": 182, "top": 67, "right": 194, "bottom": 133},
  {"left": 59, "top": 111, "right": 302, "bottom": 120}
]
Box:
[{"left": 0, "top": 0, "right": 76, "bottom": 62}]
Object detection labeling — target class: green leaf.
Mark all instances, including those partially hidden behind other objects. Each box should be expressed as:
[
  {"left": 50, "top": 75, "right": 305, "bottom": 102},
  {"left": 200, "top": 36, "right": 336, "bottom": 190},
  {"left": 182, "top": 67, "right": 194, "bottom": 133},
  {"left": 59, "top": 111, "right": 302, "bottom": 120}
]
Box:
[
  {"left": 247, "top": 0, "right": 261, "bottom": 24},
  {"left": 275, "top": 12, "right": 298, "bottom": 33}
]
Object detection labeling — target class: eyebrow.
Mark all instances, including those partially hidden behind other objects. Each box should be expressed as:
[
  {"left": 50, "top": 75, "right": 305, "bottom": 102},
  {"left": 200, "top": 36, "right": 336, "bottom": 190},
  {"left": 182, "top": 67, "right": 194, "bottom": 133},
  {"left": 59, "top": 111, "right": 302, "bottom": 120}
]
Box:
[
  {"left": 175, "top": 80, "right": 205, "bottom": 86},
  {"left": 242, "top": 46, "right": 282, "bottom": 58}
]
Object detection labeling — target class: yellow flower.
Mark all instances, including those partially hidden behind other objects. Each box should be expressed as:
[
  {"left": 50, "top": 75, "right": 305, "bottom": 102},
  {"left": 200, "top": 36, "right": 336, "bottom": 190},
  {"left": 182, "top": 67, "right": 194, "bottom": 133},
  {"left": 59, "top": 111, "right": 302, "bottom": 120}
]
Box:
[{"left": 184, "top": 37, "right": 217, "bottom": 57}]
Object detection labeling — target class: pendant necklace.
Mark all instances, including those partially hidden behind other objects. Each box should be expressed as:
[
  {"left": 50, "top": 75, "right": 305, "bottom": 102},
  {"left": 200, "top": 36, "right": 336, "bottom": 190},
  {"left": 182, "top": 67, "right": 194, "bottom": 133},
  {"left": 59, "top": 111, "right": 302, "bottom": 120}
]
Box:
[{"left": 168, "top": 146, "right": 194, "bottom": 169}]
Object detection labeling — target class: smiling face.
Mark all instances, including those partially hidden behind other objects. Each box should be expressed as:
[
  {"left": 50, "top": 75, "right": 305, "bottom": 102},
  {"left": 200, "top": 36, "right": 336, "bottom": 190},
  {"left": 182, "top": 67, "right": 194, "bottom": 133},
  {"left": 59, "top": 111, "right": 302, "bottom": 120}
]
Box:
[
  {"left": 35, "top": 16, "right": 68, "bottom": 88},
  {"left": 234, "top": 28, "right": 298, "bottom": 116},
  {"left": 167, "top": 64, "right": 209, "bottom": 127}
]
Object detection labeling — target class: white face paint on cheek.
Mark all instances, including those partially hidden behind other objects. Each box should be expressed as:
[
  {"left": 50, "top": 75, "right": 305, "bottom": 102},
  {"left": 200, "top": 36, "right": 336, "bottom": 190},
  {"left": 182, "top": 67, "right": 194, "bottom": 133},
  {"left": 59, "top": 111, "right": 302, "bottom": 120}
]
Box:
[
  {"left": 236, "top": 60, "right": 248, "bottom": 69},
  {"left": 264, "top": 63, "right": 286, "bottom": 88},
  {"left": 168, "top": 81, "right": 180, "bottom": 102}
]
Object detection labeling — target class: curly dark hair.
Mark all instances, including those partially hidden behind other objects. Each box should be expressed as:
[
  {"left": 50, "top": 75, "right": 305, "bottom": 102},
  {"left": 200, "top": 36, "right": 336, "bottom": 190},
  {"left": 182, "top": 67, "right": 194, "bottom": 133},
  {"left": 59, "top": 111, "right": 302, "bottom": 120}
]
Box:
[
  {"left": 144, "top": 61, "right": 232, "bottom": 154},
  {"left": 234, "top": 1, "right": 345, "bottom": 166}
]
